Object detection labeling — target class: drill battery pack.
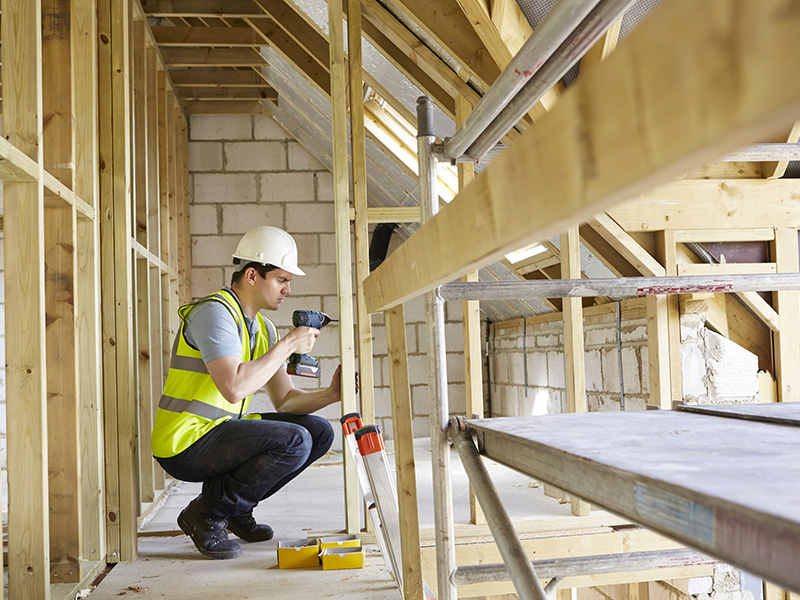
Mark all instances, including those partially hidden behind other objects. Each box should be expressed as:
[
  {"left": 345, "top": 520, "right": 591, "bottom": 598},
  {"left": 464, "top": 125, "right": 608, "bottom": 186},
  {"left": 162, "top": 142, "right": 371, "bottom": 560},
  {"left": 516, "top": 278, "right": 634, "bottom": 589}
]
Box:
[{"left": 286, "top": 353, "right": 321, "bottom": 378}]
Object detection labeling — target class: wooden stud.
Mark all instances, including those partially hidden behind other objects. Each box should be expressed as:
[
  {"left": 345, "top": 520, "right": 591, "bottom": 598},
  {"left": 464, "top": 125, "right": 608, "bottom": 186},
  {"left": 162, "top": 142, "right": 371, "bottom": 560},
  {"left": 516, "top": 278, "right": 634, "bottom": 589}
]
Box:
[
  {"left": 348, "top": 0, "right": 376, "bottom": 440},
  {"left": 45, "top": 204, "right": 83, "bottom": 583},
  {"left": 656, "top": 230, "right": 683, "bottom": 405},
  {"left": 385, "top": 305, "right": 426, "bottom": 600},
  {"left": 773, "top": 228, "right": 800, "bottom": 402},
  {"left": 561, "top": 226, "right": 591, "bottom": 516},
  {"left": 365, "top": 0, "right": 800, "bottom": 313},
  {"left": 328, "top": 0, "right": 360, "bottom": 534},
  {"left": 2, "top": 0, "right": 50, "bottom": 596},
  {"left": 456, "top": 95, "right": 485, "bottom": 526}
]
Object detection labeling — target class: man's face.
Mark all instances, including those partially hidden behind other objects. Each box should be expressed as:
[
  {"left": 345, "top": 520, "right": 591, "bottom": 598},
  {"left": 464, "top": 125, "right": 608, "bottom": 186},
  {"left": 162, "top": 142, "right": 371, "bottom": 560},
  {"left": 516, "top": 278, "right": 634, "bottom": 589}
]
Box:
[{"left": 257, "top": 268, "right": 293, "bottom": 311}]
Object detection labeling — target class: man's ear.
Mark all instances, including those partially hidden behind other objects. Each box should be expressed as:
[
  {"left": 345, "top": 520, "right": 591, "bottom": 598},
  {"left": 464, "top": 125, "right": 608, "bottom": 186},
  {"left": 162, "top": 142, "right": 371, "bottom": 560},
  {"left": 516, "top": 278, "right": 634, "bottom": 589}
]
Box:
[{"left": 245, "top": 266, "right": 258, "bottom": 285}]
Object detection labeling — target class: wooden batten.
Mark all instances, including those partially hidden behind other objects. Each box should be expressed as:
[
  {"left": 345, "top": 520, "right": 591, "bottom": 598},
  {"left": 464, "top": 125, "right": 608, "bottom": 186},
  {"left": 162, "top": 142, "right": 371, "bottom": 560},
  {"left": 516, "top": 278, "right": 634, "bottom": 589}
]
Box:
[
  {"left": 773, "top": 229, "right": 800, "bottom": 402},
  {"left": 328, "top": 0, "right": 360, "bottom": 534}
]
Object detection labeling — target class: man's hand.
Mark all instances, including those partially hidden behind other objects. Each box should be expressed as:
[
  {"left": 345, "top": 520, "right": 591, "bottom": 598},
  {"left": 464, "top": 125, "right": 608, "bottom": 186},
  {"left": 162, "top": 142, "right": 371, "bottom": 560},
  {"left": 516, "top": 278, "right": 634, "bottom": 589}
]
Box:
[
  {"left": 327, "top": 365, "right": 359, "bottom": 400},
  {"left": 282, "top": 326, "right": 320, "bottom": 355}
]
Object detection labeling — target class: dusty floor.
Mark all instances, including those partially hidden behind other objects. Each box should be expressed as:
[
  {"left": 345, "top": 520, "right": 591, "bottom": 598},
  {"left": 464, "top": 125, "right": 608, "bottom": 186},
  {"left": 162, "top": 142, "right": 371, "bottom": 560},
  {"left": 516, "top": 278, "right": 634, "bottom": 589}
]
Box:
[{"left": 85, "top": 442, "right": 575, "bottom": 599}]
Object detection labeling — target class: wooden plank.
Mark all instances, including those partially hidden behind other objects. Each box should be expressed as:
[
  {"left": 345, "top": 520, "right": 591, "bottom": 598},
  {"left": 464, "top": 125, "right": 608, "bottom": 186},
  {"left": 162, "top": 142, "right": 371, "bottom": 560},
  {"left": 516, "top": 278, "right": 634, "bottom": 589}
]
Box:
[
  {"left": 390, "top": 0, "right": 501, "bottom": 90},
  {"left": 674, "top": 228, "right": 775, "bottom": 243},
  {"left": 348, "top": 0, "right": 376, "bottom": 442},
  {"left": 151, "top": 25, "right": 264, "bottom": 46},
  {"left": 763, "top": 120, "right": 800, "bottom": 179},
  {"left": 146, "top": 48, "right": 162, "bottom": 255},
  {"left": 608, "top": 180, "right": 800, "bottom": 231},
  {"left": 73, "top": 0, "right": 104, "bottom": 568},
  {"left": 0, "top": 136, "right": 40, "bottom": 181},
  {"left": 561, "top": 226, "right": 590, "bottom": 517},
  {"left": 328, "top": 0, "right": 360, "bottom": 534},
  {"left": 181, "top": 100, "right": 273, "bottom": 115},
  {"left": 42, "top": 0, "right": 76, "bottom": 189},
  {"left": 657, "top": 231, "right": 683, "bottom": 406},
  {"left": 169, "top": 68, "right": 266, "bottom": 87},
  {"left": 140, "top": 0, "right": 263, "bottom": 17},
  {"left": 677, "top": 262, "right": 777, "bottom": 276},
  {"left": 646, "top": 293, "right": 672, "bottom": 410},
  {"left": 360, "top": 0, "right": 481, "bottom": 108},
  {"left": 251, "top": 0, "right": 329, "bottom": 68},
  {"left": 579, "top": 15, "right": 623, "bottom": 73},
  {"left": 680, "top": 293, "right": 729, "bottom": 337},
  {"left": 3, "top": 0, "right": 49, "bottom": 596},
  {"left": 676, "top": 401, "right": 800, "bottom": 426},
  {"left": 177, "top": 86, "right": 278, "bottom": 100},
  {"left": 134, "top": 21, "right": 149, "bottom": 247},
  {"left": 45, "top": 205, "right": 83, "bottom": 583},
  {"left": 773, "top": 228, "right": 800, "bottom": 402},
  {"left": 363, "top": 0, "right": 800, "bottom": 314},
  {"left": 586, "top": 214, "right": 665, "bottom": 277},
  {"left": 136, "top": 258, "right": 156, "bottom": 503},
  {"left": 385, "top": 305, "right": 426, "bottom": 600},
  {"left": 456, "top": 96, "right": 485, "bottom": 527},
  {"left": 160, "top": 48, "right": 268, "bottom": 67},
  {"left": 469, "top": 411, "right": 800, "bottom": 592}
]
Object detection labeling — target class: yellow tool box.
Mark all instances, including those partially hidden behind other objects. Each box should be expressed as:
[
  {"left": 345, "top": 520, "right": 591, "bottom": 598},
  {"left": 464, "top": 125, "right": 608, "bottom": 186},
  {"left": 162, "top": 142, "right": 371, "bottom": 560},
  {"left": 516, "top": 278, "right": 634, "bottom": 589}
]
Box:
[
  {"left": 277, "top": 539, "right": 320, "bottom": 569},
  {"left": 320, "top": 546, "right": 365, "bottom": 570}
]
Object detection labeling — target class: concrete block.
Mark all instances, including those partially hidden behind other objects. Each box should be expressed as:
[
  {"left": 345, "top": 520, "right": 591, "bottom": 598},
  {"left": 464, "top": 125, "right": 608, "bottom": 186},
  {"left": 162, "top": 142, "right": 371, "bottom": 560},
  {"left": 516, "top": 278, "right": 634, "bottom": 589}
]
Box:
[
  {"left": 288, "top": 142, "right": 324, "bottom": 170},
  {"left": 529, "top": 352, "right": 547, "bottom": 387},
  {"left": 254, "top": 115, "right": 292, "bottom": 140},
  {"left": 509, "top": 351, "right": 525, "bottom": 386},
  {"left": 621, "top": 324, "right": 647, "bottom": 343},
  {"left": 405, "top": 324, "right": 417, "bottom": 354},
  {"left": 704, "top": 329, "right": 758, "bottom": 400},
  {"left": 444, "top": 322, "right": 464, "bottom": 351},
  {"left": 407, "top": 354, "right": 428, "bottom": 386},
  {"left": 189, "top": 141, "right": 223, "bottom": 171},
  {"left": 372, "top": 386, "right": 392, "bottom": 420},
  {"left": 404, "top": 296, "right": 426, "bottom": 323},
  {"left": 411, "top": 385, "right": 429, "bottom": 416},
  {"left": 446, "top": 352, "right": 465, "bottom": 383},
  {"left": 585, "top": 326, "right": 615, "bottom": 347},
  {"left": 601, "top": 348, "right": 621, "bottom": 393},
  {"left": 372, "top": 356, "right": 383, "bottom": 388},
  {"left": 190, "top": 115, "right": 252, "bottom": 140},
  {"left": 221, "top": 204, "right": 284, "bottom": 234},
  {"left": 585, "top": 349, "right": 603, "bottom": 392},
  {"left": 371, "top": 324, "right": 387, "bottom": 356},
  {"left": 549, "top": 389, "right": 565, "bottom": 414},
  {"left": 289, "top": 233, "right": 319, "bottom": 268},
  {"left": 412, "top": 417, "right": 429, "bottom": 438},
  {"left": 261, "top": 172, "right": 315, "bottom": 203},
  {"left": 310, "top": 326, "right": 340, "bottom": 359},
  {"left": 378, "top": 417, "right": 394, "bottom": 442},
  {"left": 322, "top": 295, "right": 341, "bottom": 317},
  {"left": 444, "top": 300, "right": 463, "bottom": 322},
  {"left": 286, "top": 203, "right": 335, "bottom": 234},
  {"left": 621, "top": 346, "right": 641, "bottom": 394},
  {"left": 191, "top": 267, "right": 225, "bottom": 299},
  {"left": 290, "top": 264, "right": 337, "bottom": 296},
  {"left": 448, "top": 382, "right": 467, "bottom": 415},
  {"left": 190, "top": 205, "right": 218, "bottom": 235},
  {"left": 494, "top": 352, "right": 509, "bottom": 384},
  {"left": 537, "top": 332, "right": 562, "bottom": 348},
  {"left": 546, "top": 351, "right": 565, "bottom": 388},
  {"left": 193, "top": 173, "right": 257, "bottom": 204},
  {"left": 192, "top": 235, "right": 240, "bottom": 267},
  {"left": 318, "top": 234, "right": 336, "bottom": 264},
  {"left": 224, "top": 141, "right": 285, "bottom": 172},
  {"left": 315, "top": 171, "right": 334, "bottom": 202},
  {"left": 416, "top": 324, "right": 427, "bottom": 355}
]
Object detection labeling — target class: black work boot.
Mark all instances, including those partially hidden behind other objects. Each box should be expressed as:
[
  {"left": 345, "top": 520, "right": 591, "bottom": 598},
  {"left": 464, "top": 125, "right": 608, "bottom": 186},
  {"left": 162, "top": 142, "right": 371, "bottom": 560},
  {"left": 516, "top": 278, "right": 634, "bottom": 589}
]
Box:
[
  {"left": 177, "top": 497, "right": 242, "bottom": 559},
  {"left": 226, "top": 510, "right": 274, "bottom": 542}
]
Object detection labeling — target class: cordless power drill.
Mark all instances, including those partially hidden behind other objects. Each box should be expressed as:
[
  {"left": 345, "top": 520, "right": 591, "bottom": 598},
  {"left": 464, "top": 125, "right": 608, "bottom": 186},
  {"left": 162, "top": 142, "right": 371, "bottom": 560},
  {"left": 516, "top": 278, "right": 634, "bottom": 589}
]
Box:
[{"left": 286, "top": 310, "right": 336, "bottom": 378}]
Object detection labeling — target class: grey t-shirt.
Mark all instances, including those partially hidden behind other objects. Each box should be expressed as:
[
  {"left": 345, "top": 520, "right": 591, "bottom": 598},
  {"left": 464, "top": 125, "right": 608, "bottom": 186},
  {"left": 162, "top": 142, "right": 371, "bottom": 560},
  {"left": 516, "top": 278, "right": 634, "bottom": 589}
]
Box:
[{"left": 183, "top": 289, "right": 277, "bottom": 364}]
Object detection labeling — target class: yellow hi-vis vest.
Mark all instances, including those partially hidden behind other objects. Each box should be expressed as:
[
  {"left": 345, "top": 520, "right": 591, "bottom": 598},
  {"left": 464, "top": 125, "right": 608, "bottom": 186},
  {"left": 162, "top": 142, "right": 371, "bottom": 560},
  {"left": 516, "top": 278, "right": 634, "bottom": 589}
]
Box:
[{"left": 151, "top": 288, "right": 277, "bottom": 458}]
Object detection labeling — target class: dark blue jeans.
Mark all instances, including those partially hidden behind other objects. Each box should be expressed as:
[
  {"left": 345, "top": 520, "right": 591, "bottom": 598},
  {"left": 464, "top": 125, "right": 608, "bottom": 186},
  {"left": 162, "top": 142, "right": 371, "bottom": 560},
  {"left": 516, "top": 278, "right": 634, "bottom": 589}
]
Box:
[{"left": 156, "top": 413, "right": 334, "bottom": 521}]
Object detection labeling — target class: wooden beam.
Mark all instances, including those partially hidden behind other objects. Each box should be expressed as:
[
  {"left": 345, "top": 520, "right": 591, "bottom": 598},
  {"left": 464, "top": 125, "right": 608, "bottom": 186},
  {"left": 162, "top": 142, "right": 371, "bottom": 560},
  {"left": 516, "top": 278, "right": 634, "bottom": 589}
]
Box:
[
  {"left": 456, "top": 96, "right": 485, "bottom": 527},
  {"left": 385, "top": 305, "right": 426, "bottom": 600},
  {"left": 3, "top": 0, "right": 50, "bottom": 596},
  {"left": 773, "top": 228, "right": 800, "bottom": 402},
  {"left": 391, "top": 0, "right": 501, "bottom": 90},
  {"left": 140, "top": 0, "right": 263, "bottom": 17},
  {"left": 561, "top": 226, "right": 590, "bottom": 516},
  {"left": 365, "top": 0, "right": 800, "bottom": 313},
  {"left": 360, "top": 0, "right": 481, "bottom": 108},
  {"left": 677, "top": 262, "right": 777, "bottom": 276},
  {"left": 328, "top": 0, "right": 360, "bottom": 534},
  {"left": 656, "top": 230, "right": 683, "bottom": 406},
  {"left": 169, "top": 68, "right": 266, "bottom": 87},
  {"left": 674, "top": 228, "right": 775, "bottom": 243},
  {"left": 177, "top": 86, "right": 278, "bottom": 100},
  {"left": 181, "top": 100, "right": 273, "bottom": 115},
  {"left": 73, "top": 0, "right": 105, "bottom": 567},
  {"left": 608, "top": 180, "right": 800, "bottom": 231},
  {"left": 151, "top": 25, "right": 264, "bottom": 46},
  {"left": 160, "top": 47, "right": 268, "bottom": 67},
  {"left": 579, "top": 15, "right": 623, "bottom": 73},
  {"left": 0, "top": 136, "right": 40, "bottom": 181},
  {"left": 763, "top": 120, "right": 800, "bottom": 179}
]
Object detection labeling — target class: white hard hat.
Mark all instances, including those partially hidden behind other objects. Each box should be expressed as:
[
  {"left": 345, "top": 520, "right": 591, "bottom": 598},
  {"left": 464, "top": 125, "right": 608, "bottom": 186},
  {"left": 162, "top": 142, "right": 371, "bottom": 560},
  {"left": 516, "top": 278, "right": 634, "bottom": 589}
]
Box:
[{"left": 232, "top": 226, "right": 306, "bottom": 276}]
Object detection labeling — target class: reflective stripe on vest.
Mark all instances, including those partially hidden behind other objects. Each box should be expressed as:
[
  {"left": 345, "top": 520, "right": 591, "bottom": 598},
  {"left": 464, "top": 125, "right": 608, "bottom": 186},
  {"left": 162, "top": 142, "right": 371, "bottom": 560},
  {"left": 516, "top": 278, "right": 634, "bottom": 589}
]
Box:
[{"left": 151, "top": 288, "right": 277, "bottom": 458}]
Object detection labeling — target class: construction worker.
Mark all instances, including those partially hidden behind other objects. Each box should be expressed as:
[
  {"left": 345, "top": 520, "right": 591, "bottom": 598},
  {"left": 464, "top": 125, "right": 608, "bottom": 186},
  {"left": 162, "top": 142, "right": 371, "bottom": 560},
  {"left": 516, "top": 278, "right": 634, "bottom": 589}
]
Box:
[{"left": 151, "top": 225, "right": 342, "bottom": 560}]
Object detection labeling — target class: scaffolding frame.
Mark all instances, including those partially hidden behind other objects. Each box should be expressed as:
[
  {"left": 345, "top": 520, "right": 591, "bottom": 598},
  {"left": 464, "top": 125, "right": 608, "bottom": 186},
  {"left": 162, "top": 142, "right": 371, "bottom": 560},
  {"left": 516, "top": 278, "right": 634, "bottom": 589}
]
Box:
[{"left": 362, "top": 0, "right": 800, "bottom": 597}]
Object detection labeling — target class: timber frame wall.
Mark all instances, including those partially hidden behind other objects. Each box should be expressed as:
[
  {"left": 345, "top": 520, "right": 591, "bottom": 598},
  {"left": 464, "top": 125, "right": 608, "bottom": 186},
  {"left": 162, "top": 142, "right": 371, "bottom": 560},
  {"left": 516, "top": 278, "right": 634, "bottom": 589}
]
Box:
[{"left": 1, "top": 1, "right": 190, "bottom": 599}]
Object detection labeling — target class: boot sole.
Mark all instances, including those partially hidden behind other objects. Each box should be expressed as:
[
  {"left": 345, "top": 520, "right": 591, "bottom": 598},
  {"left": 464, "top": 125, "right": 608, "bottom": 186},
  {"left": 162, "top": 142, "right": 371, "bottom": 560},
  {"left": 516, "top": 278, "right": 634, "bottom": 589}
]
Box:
[{"left": 178, "top": 511, "right": 243, "bottom": 560}]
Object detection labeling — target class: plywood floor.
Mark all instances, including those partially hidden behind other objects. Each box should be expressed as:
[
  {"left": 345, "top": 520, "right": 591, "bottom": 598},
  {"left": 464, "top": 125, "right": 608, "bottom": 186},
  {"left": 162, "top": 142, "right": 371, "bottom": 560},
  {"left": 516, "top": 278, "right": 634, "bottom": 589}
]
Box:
[{"left": 85, "top": 441, "right": 576, "bottom": 599}]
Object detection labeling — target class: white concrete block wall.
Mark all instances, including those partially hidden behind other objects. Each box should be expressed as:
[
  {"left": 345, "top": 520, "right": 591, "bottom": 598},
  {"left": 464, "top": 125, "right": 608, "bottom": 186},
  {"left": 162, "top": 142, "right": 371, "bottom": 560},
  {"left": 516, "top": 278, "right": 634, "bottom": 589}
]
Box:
[{"left": 188, "top": 114, "right": 467, "bottom": 449}]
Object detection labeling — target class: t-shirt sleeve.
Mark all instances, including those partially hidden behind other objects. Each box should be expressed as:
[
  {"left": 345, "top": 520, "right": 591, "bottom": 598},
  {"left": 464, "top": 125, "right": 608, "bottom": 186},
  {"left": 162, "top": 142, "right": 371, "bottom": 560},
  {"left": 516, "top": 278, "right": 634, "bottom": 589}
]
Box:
[{"left": 184, "top": 301, "right": 242, "bottom": 364}]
